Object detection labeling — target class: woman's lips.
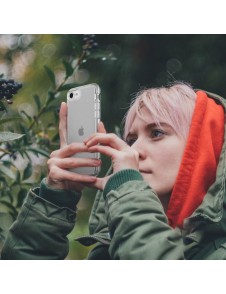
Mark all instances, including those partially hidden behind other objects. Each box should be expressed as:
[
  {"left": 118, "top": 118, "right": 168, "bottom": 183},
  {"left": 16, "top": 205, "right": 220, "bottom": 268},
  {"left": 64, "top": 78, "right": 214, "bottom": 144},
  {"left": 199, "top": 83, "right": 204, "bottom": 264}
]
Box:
[{"left": 140, "top": 170, "right": 152, "bottom": 174}]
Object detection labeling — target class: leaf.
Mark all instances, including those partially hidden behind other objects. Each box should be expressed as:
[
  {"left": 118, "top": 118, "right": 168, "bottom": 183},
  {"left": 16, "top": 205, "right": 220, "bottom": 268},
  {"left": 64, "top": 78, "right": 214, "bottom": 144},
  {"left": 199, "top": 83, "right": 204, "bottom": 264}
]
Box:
[
  {"left": 0, "top": 131, "right": 24, "bottom": 143},
  {"left": 63, "top": 60, "right": 74, "bottom": 78},
  {"left": 0, "top": 164, "right": 16, "bottom": 180},
  {"left": 0, "top": 200, "right": 18, "bottom": 219},
  {"left": 58, "top": 83, "right": 78, "bottom": 92},
  {"left": 33, "top": 94, "right": 41, "bottom": 111},
  {"left": 44, "top": 65, "right": 56, "bottom": 87},
  {"left": 23, "top": 161, "right": 32, "bottom": 180},
  {"left": 26, "top": 147, "right": 50, "bottom": 158},
  {"left": 0, "top": 117, "right": 21, "bottom": 124},
  {"left": 19, "top": 123, "right": 30, "bottom": 139},
  {"left": 2, "top": 160, "right": 15, "bottom": 168},
  {"left": 20, "top": 110, "right": 32, "bottom": 122},
  {"left": 17, "top": 188, "right": 27, "bottom": 208},
  {"left": 18, "top": 149, "right": 25, "bottom": 159},
  {"left": 15, "top": 170, "right": 21, "bottom": 183},
  {"left": 46, "top": 91, "right": 55, "bottom": 105},
  {"left": 22, "top": 150, "right": 32, "bottom": 161}
]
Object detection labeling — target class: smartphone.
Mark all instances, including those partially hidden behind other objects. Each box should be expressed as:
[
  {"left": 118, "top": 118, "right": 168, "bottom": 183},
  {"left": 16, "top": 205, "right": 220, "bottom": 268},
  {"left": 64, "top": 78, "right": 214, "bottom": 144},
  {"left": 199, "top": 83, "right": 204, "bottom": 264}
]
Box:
[{"left": 67, "top": 83, "right": 101, "bottom": 176}]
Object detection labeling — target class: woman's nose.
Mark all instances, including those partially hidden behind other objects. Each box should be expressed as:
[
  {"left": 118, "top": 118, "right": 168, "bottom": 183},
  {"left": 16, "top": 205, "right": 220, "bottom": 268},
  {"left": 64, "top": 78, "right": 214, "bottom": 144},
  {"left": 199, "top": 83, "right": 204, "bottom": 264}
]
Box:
[{"left": 130, "top": 139, "right": 146, "bottom": 160}]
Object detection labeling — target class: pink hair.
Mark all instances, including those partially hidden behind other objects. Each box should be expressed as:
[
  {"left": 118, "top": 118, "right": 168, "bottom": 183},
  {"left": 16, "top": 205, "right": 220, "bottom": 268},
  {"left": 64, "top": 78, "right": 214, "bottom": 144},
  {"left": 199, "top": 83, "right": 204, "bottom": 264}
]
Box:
[{"left": 123, "top": 82, "right": 197, "bottom": 141}]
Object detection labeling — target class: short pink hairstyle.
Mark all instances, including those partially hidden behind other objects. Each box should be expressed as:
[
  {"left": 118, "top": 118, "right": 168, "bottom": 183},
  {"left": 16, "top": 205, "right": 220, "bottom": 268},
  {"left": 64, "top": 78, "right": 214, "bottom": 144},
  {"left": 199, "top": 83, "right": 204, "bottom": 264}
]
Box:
[{"left": 123, "top": 82, "right": 197, "bottom": 141}]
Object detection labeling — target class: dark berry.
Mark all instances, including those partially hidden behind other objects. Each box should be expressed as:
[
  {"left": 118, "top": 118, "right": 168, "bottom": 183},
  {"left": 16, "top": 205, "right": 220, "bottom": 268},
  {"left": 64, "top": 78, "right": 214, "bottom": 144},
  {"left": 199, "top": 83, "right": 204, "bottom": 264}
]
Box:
[
  {"left": 0, "top": 78, "right": 23, "bottom": 107},
  {"left": 82, "top": 34, "right": 98, "bottom": 52}
]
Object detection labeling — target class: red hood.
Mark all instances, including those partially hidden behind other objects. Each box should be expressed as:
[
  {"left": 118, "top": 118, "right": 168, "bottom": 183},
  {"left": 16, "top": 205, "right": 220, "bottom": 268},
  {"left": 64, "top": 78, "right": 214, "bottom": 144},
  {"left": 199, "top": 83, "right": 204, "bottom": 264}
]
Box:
[{"left": 167, "top": 90, "right": 225, "bottom": 228}]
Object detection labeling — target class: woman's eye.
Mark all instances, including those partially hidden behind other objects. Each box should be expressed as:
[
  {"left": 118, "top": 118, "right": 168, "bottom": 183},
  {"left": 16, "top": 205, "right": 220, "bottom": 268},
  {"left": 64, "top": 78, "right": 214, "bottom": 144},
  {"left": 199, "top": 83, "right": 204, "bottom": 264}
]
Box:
[{"left": 151, "top": 129, "right": 165, "bottom": 139}]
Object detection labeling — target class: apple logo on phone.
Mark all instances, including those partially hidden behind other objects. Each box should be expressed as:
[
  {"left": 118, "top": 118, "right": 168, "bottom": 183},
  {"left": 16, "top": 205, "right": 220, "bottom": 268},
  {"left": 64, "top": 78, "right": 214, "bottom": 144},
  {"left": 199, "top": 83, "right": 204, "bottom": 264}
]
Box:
[{"left": 78, "top": 126, "right": 84, "bottom": 136}]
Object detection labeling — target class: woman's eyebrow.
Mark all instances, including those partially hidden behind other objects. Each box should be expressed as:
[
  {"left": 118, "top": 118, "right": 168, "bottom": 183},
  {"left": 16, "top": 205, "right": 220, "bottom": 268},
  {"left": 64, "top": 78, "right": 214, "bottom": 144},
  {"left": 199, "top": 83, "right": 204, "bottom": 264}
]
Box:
[
  {"left": 146, "top": 122, "right": 170, "bottom": 130},
  {"left": 146, "top": 123, "right": 158, "bottom": 128},
  {"left": 127, "top": 122, "right": 171, "bottom": 138},
  {"left": 128, "top": 123, "right": 163, "bottom": 135}
]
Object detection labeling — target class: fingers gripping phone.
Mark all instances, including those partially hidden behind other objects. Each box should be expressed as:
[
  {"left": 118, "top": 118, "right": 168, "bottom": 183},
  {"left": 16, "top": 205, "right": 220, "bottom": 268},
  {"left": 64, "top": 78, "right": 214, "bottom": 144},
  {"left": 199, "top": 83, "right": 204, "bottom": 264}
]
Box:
[{"left": 67, "top": 83, "right": 101, "bottom": 176}]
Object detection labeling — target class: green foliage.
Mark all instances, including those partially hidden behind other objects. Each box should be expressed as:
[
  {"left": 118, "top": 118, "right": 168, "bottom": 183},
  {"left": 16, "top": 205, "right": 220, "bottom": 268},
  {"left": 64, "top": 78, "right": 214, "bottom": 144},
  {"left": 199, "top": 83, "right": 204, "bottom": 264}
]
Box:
[
  {"left": 0, "top": 35, "right": 115, "bottom": 257},
  {"left": 0, "top": 132, "right": 24, "bottom": 143}
]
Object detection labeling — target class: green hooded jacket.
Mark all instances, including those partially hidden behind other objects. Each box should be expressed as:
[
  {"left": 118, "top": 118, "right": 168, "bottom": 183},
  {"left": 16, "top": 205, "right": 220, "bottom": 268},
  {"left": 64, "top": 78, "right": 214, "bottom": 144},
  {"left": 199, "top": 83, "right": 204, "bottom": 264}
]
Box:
[{"left": 1, "top": 90, "right": 226, "bottom": 260}]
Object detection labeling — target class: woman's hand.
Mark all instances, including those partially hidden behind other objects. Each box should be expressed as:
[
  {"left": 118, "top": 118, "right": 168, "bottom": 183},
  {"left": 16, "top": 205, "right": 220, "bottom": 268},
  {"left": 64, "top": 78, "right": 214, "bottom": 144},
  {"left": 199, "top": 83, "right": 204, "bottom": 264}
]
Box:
[
  {"left": 46, "top": 102, "right": 102, "bottom": 192},
  {"left": 84, "top": 130, "right": 140, "bottom": 190}
]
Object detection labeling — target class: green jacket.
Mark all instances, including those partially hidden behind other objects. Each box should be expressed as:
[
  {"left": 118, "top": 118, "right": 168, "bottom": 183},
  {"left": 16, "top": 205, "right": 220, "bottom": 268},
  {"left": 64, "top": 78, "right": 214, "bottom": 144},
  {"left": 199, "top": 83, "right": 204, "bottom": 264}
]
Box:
[{"left": 2, "top": 91, "right": 226, "bottom": 260}]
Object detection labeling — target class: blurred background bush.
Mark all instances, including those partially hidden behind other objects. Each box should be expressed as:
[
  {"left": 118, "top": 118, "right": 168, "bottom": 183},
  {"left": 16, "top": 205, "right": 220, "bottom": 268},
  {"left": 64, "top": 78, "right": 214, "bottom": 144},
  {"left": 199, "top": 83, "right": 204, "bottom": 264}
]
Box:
[{"left": 0, "top": 34, "right": 226, "bottom": 259}]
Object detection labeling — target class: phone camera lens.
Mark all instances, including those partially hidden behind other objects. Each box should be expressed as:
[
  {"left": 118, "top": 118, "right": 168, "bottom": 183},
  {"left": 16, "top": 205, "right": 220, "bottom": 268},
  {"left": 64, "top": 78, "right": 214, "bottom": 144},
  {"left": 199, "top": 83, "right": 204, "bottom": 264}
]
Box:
[{"left": 69, "top": 93, "right": 73, "bottom": 98}]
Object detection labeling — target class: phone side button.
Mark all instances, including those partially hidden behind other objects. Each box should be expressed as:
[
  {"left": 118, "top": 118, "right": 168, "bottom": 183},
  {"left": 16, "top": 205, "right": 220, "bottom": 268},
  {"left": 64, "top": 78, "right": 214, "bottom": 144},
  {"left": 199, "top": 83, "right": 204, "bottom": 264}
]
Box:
[
  {"left": 95, "top": 104, "right": 100, "bottom": 111},
  {"left": 95, "top": 110, "right": 100, "bottom": 118}
]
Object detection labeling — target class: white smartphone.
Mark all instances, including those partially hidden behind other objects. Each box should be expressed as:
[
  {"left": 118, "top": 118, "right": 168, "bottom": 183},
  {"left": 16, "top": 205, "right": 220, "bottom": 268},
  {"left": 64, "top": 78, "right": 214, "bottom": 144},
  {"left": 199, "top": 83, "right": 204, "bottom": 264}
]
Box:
[{"left": 67, "top": 83, "right": 101, "bottom": 176}]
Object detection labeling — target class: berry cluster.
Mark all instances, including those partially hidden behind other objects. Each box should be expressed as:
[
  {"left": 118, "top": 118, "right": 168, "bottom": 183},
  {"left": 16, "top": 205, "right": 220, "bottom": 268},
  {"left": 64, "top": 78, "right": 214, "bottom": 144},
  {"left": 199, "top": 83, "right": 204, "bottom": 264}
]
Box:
[
  {"left": 82, "top": 34, "right": 98, "bottom": 52},
  {"left": 0, "top": 79, "right": 22, "bottom": 103}
]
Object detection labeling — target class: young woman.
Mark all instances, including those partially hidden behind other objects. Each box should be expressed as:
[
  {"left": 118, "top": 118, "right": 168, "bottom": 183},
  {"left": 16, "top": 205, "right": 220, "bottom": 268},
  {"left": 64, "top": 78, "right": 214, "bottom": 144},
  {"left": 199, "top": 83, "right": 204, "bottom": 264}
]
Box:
[{"left": 2, "top": 82, "right": 226, "bottom": 259}]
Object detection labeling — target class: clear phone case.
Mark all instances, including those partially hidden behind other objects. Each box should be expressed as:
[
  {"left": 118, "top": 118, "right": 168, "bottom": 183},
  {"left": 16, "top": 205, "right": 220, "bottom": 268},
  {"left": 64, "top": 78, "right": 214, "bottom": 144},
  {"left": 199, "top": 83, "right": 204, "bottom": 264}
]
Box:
[{"left": 67, "top": 83, "right": 101, "bottom": 175}]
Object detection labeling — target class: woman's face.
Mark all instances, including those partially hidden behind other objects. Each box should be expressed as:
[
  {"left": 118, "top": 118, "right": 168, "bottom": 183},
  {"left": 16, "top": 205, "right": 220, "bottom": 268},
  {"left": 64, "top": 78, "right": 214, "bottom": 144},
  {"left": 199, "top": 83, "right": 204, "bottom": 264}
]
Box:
[{"left": 126, "top": 108, "right": 187, "bottom": 206}]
